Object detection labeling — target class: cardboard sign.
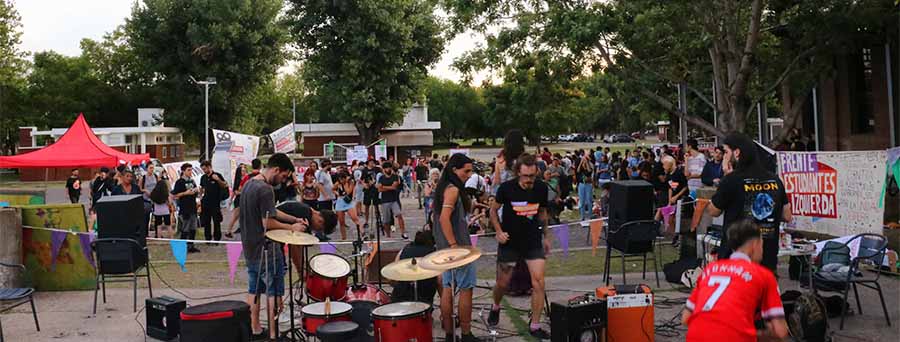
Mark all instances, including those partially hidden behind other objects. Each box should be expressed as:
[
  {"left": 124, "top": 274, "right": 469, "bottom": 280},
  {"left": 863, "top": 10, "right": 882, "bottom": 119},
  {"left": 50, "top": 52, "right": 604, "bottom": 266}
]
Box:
[
  {"left": 348, "top": 145, "right": 369, "bottom": 163},
  {"left": 269, "top": 123, "right": 296, "bottom": 154}
]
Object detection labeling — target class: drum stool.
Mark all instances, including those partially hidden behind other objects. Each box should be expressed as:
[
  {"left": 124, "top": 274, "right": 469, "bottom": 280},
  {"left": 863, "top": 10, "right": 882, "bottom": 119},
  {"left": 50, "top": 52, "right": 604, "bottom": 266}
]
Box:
[
  {"left": 180, "top": 300, "right": 251, "bottom": 342},
  {"left": 317, "top": 321, "right": 359, "bottom": 342}
]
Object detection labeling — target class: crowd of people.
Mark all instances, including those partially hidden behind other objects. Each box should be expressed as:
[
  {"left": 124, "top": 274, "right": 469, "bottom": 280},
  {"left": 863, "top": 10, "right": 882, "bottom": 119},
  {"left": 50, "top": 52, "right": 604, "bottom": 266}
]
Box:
[{"left": 71, "top": 127, "right": 793, "bottom": 341}]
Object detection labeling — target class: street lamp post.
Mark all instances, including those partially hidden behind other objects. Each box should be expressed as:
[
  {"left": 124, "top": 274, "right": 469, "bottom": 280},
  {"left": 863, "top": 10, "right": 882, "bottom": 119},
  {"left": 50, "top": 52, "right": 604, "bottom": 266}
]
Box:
[{"left": 190, "top": 76, "right": 217, "bottom": 160}]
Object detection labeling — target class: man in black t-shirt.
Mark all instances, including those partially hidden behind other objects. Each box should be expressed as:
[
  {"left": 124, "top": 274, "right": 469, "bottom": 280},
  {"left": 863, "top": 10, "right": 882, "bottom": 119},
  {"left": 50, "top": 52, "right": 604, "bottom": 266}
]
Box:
[
  {"left": 172, "top": 163, "right": 200, "bottom": 252},
  {"left": 200, "top": 160, "right": 228, "bottom": 241},
  {"left": 708, "top": 133, "right": 791, "bottom": 272},
  {"left": 65, "top": 168, "right": 81, "bottom": 204},
  {"left": 361, "top": 159, "right": 381, "bottom": 227},
  {"left": 414, "top": 156, "right": 429, "bottom": 209},
  {"left": 377, "top": 162, "right": 407, "bottom": 239},
  {"left": 430, "top": 153, "right": 443, "bottom": 171},
  {"left": 488, "top": 154, "right": 552, "bottom": 339}
]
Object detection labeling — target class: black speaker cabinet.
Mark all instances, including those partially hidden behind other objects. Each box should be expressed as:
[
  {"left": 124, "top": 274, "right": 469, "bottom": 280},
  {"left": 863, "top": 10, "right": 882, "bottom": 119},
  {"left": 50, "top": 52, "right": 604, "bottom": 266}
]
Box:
[
  {"left": 608, "top": 180, "right": 654, "bottom": 226},
  {"left": 96, "top": 194, "right": 147, "bottom": 243},
  {"left": 95, "top": 195, "right": 147, "bottom": 273},
  {"left": 146, "top": 296, "right": 186, "bottom": 341},
  {"left": 550, "top": 298, "right": 607, "bottom": 342}
]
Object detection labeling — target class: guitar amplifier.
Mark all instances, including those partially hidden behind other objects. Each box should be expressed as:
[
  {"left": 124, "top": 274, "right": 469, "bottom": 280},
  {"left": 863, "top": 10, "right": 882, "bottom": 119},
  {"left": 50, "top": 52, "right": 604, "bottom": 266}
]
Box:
[
  {"left": 550, "top": 294, "right": 607, "bottom": 342},
  {"left": 146, "top": 296, "right": 186, "bottom": 341}
]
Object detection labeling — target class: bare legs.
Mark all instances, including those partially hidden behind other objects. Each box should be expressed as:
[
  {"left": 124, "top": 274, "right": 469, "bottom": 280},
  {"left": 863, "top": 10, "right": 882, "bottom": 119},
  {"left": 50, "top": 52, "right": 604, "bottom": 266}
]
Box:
[{"left": 493, "top": 259, "right": 546, "bottom": 326}]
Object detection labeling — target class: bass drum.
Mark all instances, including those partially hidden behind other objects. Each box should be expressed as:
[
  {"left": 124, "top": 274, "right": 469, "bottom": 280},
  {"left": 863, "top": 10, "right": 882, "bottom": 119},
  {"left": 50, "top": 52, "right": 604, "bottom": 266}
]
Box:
[{"left": 345, "top": 284, "right": 390, "bottom": 342}]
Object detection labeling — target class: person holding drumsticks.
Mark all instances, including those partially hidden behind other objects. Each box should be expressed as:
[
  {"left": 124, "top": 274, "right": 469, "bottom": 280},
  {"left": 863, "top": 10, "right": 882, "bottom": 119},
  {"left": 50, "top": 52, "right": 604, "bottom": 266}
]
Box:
[
  {"left": 433, "top": 153, "right": 484, "bottom": 342},
  {"left": 239, "top": 153, "right": 311, "bottom": 341}
]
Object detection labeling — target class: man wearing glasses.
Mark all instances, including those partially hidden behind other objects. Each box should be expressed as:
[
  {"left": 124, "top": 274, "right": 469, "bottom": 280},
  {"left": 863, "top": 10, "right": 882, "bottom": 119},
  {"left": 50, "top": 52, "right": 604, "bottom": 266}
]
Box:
[{"left": 488, "top": 153, "right": 552, "bottom": 339}]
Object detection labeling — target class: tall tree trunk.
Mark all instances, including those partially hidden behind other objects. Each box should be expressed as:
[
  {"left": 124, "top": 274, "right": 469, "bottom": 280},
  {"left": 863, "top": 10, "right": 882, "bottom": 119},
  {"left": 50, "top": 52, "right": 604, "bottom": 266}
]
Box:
[{"left": 355, "top": 121, "right": 384, "bottom": 145}]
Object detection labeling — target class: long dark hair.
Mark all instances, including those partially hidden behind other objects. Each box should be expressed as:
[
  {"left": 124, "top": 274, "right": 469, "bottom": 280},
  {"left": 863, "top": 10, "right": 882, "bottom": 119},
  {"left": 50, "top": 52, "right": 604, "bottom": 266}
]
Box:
[
  {"left": 501, "top": 129, "right": 525, "bottom": 170},
  {"left": 233, "top": 164, "right": 245, "bottom": 191},
  {"left": 434, "top": 153, "right": 473, "bottom": 219},
  {"left": 150, "top": 180, "right": 169, "bottom": 204}
]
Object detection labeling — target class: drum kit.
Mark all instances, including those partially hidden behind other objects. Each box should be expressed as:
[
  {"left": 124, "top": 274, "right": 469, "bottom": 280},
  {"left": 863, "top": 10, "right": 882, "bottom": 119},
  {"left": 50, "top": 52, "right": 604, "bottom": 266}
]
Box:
[{"left": 264, "top": 229, "right": 483, "bottom": 342}]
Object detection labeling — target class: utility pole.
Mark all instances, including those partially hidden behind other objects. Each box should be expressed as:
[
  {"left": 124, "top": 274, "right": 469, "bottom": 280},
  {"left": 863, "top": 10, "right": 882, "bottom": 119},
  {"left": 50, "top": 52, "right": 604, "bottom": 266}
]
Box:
[
  {"left": 292, "top": 97, "right": 297, "bottom": 153},
  {"left": 190, "top": 76, "right": 216, "bottom": 160}
]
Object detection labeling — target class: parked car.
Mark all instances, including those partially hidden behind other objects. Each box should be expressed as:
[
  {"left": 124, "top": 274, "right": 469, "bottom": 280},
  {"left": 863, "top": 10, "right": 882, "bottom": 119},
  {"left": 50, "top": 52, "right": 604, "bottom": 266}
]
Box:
[
  {"left": 558, "top": 134, "right": 576, "bottom": 142},
  {"left": 572, "top": 134, "right": 594, "bottom": 142},
  {"left": 615, "top": 134, "right": 634, "bottom": 143},
  {"left": 630, "top": 131, "right": 643, "bottom": 139}
]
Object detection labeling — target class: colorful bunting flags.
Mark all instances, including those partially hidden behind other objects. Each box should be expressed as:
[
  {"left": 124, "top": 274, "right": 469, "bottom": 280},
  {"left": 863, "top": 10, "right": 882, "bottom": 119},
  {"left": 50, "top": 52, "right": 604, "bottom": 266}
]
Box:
[
  {"left": 79, "top": 233, "right": 95, "bottom": 268},
  {"left": 691, "top": 199, "right": 710, "bottom": 231},
  {"left": 553, "top": 224, "right": 570, "bottom": 258},
  {"left": 590, "top": 219, "right": 603, "bottom": 256},
  {"left": 226, "top": 244, "right": 243, "bottom": 285},
  {"left": 49, "top": 230, "right": 67, "bottom": 271},
  {"left": 170, "top": 240, "right": 187, "bottom": 272},
  {"left": 320, "top": 243, "right": 337, "bottom": 254}
]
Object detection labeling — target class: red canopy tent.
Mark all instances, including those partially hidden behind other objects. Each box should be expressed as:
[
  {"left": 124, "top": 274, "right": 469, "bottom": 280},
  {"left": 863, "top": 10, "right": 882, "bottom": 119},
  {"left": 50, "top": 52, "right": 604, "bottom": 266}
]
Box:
[{"left": 0, "top": 113, "right": 150, "bottom": 168}]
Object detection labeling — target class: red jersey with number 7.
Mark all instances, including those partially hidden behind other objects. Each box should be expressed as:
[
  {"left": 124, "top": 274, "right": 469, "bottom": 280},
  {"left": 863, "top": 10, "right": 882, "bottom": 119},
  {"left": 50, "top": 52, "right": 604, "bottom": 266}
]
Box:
[{"left": 685, "top": 253, "right": 784, "bottom": 342}]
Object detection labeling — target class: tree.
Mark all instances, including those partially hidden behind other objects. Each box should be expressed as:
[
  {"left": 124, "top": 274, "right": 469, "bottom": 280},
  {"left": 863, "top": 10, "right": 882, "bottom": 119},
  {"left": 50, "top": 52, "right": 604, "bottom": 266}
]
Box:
[
  {"left": 0, "top": 0, "right": 27, "bottom": 155},
  {"left": 422, "top": 77, "right": 485, "bottom": 141},
  {"left": 441, "top": 0, "right": 899, "bottom": 145},
  {"left": 127, "top": 0, "right": 287, "bottom": 158},
  {"left": 285, "top": 0, "right": 444, "bottom": 144}
]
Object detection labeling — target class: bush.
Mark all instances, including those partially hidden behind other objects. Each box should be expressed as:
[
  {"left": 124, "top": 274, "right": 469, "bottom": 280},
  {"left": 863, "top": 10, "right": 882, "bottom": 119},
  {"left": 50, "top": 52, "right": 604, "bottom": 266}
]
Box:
[
  {"left": 433, "top": 141, "right": 460, "bottom": 149},
  {"left": 471, "top": 140, "right": 487, "bottom": 146}
]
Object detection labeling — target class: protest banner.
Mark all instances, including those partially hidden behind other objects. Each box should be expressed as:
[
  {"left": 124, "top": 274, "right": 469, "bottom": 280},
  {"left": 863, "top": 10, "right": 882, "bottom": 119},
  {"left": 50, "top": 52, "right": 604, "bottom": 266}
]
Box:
[
  {"left": 449, "top": 148, "right": 470, "bottom": 156},
  {"left": 211, "top": 129, "right": 260, "bottom": 188},
  {"left": 348, "top": 145, "right": 369, "bottom": 163},
  {"left": 269, "top": 123, "right": 296, "bottom": 154},
  {"left": 163, "top": 161, "right": 202, "bottom": 189},
  {"left": 375, "top": 142, "right": 387, "bottom": 160},
  {"left": 777, "top": 150, "right": 886, "bottom": 236}
]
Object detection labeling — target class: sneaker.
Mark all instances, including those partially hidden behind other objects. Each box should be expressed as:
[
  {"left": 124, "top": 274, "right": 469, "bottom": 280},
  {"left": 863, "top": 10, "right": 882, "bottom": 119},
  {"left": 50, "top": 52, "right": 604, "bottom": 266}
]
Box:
[
  {"left": 529, "top": 328, "right": 551, "bottom": 340},
  {"left": 461, "top": 332, "right": 484, "bottom": 342},
  {"left": 487, "top": 307, "right": 500, "bottom": 326},
  {"left": 402, "top": 233, "right": 409, "bottom": 240}
]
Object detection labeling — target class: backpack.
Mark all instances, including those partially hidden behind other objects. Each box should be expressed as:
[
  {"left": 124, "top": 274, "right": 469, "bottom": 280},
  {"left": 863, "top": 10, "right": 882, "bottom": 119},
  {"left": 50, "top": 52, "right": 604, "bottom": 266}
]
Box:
[
  {"left": 787, "top": 292, "right": 830, "bottom": 341},
  {"left": 663, "top": 258, "right": 700, "bottom": 285}
]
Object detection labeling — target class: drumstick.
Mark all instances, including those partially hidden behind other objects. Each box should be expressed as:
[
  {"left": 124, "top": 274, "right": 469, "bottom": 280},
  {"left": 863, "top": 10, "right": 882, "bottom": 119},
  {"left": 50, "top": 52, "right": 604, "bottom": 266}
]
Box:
[{"left": 325, "top": 298, "right": 332, "bottom": 316}]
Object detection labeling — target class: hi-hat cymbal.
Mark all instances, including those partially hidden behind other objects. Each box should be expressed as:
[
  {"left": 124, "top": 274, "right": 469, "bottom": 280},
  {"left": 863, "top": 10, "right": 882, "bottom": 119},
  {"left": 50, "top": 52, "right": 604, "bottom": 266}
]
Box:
[
  {"left": 265, "top": 230, "right": 318, "bottom": 245},
  {"left": 381, "top": 257, "right": 442, "bottom": 282},
  {"left": 419, "top": 246, "right": 483, "bottom": 271}
]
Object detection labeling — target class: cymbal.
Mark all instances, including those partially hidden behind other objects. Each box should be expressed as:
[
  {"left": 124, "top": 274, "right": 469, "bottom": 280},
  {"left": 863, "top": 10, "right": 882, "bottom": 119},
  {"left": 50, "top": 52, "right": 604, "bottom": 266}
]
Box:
[
  {"left": 265, "top": 230, "right": 318, "bottom": 245},
  {"left": 419, "top": 246, "right": 483, "bottom": 271},
  {"left": 381, "top": 257, "right": 442, "bottom": 282}
]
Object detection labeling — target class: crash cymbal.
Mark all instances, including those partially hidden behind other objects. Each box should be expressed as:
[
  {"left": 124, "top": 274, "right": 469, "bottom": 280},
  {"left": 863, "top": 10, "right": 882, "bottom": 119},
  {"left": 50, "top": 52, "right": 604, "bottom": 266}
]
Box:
[
  {"left": 419, "top": 246, "right": 482, "bottom": 271},
  {"left": 381, "top": 257, "right": 442, "bottom": 282},
  {"left": 265, "top": 230, "right": 318, "bottom": 246}
]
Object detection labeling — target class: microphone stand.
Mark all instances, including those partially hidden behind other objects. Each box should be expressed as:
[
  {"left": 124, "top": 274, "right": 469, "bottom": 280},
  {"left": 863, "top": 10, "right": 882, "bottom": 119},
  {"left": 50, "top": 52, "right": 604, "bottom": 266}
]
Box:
[{"left": 372, "top": 196, "right": 384, "bottom": 290}]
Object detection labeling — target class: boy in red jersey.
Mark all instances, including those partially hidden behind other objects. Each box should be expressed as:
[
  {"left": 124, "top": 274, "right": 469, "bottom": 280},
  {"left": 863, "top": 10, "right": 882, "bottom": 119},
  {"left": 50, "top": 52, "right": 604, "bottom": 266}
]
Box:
[{"left": 682, "top": 219, "right": 789, "bottom": 341}]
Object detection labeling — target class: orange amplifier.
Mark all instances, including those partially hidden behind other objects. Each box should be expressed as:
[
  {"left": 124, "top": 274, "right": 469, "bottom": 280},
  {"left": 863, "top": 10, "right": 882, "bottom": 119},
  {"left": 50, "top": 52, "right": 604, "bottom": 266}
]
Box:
[{"left": 597, "top": 285, "right": 654, "bottom": 342}]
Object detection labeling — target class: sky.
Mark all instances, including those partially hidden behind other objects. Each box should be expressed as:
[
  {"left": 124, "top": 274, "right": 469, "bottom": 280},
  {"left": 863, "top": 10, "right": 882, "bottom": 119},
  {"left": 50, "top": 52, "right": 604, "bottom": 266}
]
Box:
[{"left": 14, "top": 0, "right": 487, "bottom": 83}]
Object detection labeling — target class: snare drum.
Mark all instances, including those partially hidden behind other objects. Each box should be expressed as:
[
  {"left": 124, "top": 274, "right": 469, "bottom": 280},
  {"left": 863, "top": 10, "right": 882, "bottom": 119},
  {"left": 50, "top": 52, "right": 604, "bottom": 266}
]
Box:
[
  {"left": 345, "top": 284, "right": 390, "bottom": 341},
  {"left": 371, "top": 302, "right": 433, "bottom": 342},
  {"left": 300, "top": 301, "right": 352, "bottom": 336},
  {"left": 307, "top": 253, "right": 351, "bottom": 301}
]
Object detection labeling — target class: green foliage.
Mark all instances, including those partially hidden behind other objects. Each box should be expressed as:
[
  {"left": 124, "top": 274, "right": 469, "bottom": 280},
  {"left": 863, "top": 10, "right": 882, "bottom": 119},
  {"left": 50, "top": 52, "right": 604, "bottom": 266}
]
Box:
[
  {"left": 0, "top": 0, "right": 27, "bottom": 154},
  {"left": 232, "top": 69, "right": 307, "bottom": 136},
  {"left": 127, "top": 0, "right": 287, "bottom": 153},
  {"left": 422, "top": 77, "right": 486, "bottom": 141},
  {"left": 285, "top": 0, "right": 444, "bottom": 144}
]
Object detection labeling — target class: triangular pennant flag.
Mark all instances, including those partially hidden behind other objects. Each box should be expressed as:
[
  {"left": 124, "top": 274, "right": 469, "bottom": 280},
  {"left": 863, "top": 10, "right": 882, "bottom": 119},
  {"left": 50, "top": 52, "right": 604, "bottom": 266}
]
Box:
[
  {"left": 470, "top": 234, "right": 478, "bottom": 247},
  {"left": 660, "top": 205, "right": 676, "bottom": 230},
  {"left": 553, "top": 224, "right": 570, "bottom": 258},
  {"left": 590, "top": 219, "right": 603, "bottom": 256},
  {"left": 50, "top": 231, "right": 67, "bottom": 271},
  {"left": 78, "top": 233, "right": 95, "bottom": 268},
  {"left": 691, "top": 199, "right": 710, "bottom": 232},
  {"left": 320, "top": 243, "right": 337, "bottom": 254},
  {"left": 226, "top": 243, "right": 243, "bottom": 285},
  {"left": 170, "top": 240, "right": 188, "bottom": 272},
  {"left": 284, "top": 244, "right": 289, "bottom": 258}
]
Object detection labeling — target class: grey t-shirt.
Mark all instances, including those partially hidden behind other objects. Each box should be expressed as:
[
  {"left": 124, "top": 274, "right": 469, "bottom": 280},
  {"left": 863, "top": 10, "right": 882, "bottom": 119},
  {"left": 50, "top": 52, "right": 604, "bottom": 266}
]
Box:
[
  {"left": 316, "top": 170, "right": 334, "bottom": 201},
  {"left": 240, "top": 178, "right": 277, "bottom": 263},
  {"left": 433, "top": 188, "right": 470, "bottom": 249}
]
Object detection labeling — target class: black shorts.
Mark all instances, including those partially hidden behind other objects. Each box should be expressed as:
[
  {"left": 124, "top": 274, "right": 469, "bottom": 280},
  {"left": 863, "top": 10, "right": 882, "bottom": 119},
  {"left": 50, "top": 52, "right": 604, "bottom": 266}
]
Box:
[
  {"left": 363, "top": 190, "right": 377, "bottom": 205},
  {"left": 317, "top": 200, "right": 333, "bottom": 211},
  {"left": 153, "top": 214, "right": 171, "bottom": 226},
  {"left": 497, "top": 243, "right": 545, "bottom": 264},
  {"left": 233, "top": 195, "right": 240, "bottom": 209}
]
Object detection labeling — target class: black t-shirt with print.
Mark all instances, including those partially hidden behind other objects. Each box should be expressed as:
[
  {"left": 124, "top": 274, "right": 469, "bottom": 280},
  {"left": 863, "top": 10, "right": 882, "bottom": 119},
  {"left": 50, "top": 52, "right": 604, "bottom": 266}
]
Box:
[
  {"left": 200, "top": 172, "right": 226, "bottom": 207},
  {"left": 495, "top": 178, "right": 549, "bottom": 251},
  {"left": 172, "top": 178, "right": 198, "bottom": 215},
  {"left": 415, "top": 164, "right": 429, "bottom": 181},
  {"left": 665, "top": 167, "right": 689, "bottom": 201},
  {"left": 712, "top": 166, "right": 788, "bottom": 240}
]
